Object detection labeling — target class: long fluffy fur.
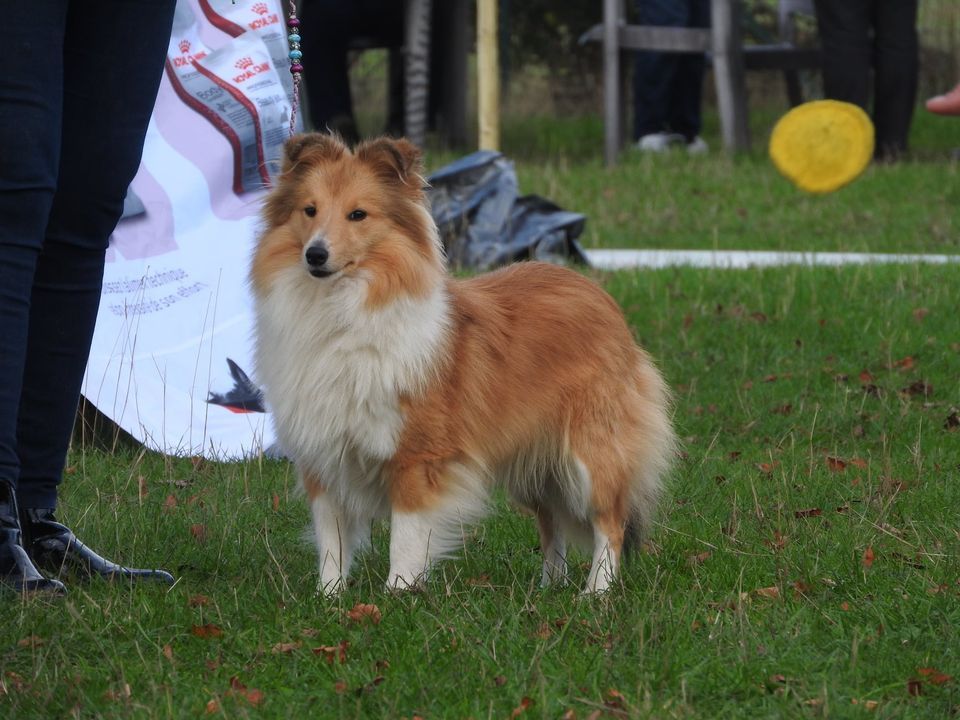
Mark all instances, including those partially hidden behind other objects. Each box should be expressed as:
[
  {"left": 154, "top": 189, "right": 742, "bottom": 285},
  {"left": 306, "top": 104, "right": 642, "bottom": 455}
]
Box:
[{"left": 251, "top": 133, "right": 676, "bottom": 594}]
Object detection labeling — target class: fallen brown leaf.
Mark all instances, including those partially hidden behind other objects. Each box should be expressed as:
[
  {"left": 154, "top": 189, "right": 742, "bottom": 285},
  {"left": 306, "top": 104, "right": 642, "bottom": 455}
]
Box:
[
  {"left": 17, "top": 635, "right": 44, "bottom": 649},
  {"left": 826, "top": 456, "right": 847, "bottom": 472},
  {"left": 312, "top": 640, "right": 349, "bottom": 664},
  {"left": 346, "top": 603, "right": 382, "bottom": 625},
  {"left": 271, "top": 641, "right": 302, "bottom": 654},
  {"left": 688, "top": 551, "right": 711, "bottom": 565},
  {"left": 917, "top": 667, "right": 952, "bottom": 686},
  {"left": 907, "top": 679, "right": 923, "bottom": 696},
  {"left": 794, "top": 508, "right": 822, "bottom": 519},
  {"left": 191, "top": 623, "right": 223, "bottom": 639},
  {"left": 188, "top": 594, "right": 211, "bottom": 607},
  {"left": 162, "top": 644, "right": 174, "bottom": 662},
  {"left": 163, "top": 494, "right": 178, "bottom": 511},
  {"left": 862, "top": 546, "right": 875, "bottom": 569},
  {"left": 205, "top": 698, "right": 220, "bottom": 714},
  {"left": 893, "top": 356, "right": 915, "bottom": 371},
  {"left": 103, "top": 683, "right": 132, "bottom": 702},
  {"left": 757, "top": 461, "right": 780, "bottom": 474},
  {"left": 190, "top": 524, "right": 208, "bottom": 544},
  {"left": 138, "top": 475, "right": 148, "bottom": 500},
  {"left": 511, "top": 696, "right": 534, "bottom": 718},
  {"left": 753, "top": 586, "right": 781, "bottom": 600},
  {"left": 228, "top": 677, "right": 264, "bottom": 706}
]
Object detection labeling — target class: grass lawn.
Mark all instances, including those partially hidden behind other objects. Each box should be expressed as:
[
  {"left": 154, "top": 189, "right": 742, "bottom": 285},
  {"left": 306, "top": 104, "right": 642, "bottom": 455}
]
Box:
[{"left": 2, "top": 111, "right": 959, "bottom": 718}]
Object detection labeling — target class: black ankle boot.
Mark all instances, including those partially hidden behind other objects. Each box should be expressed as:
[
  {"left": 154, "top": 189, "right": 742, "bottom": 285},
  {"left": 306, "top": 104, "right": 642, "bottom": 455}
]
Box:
[
  {"left": 0, "top": 482, "right": 66, "bottom": 594},
  {"left": 21, "top": 508, "right": 175, "bottom": 585}
]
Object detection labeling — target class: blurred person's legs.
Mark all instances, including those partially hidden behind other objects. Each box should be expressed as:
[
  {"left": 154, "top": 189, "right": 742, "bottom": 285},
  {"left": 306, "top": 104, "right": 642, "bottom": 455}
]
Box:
[
  {"left": 668, "top": 0, "right": 710, "bottom": 151},
  {"left": 0, "top": 1, "right": 68, "bottom": 594},
  {"left": 813, "top": 0, "right": 872, "bottom": 109},
  {"left": 814, "top": 0, "right": 918, "bottom": 159},
  {"left": 300, "top": 0, "right": 404, "bottom": 143},
  {"left": 871, "top": 0, "right": 918, "bottom": 158},
  {"left": 0, "top": 0, "right": 175, "bottom": 591},
  {"left": 634, "top": 0, "right": 708, "bottom": 152}
]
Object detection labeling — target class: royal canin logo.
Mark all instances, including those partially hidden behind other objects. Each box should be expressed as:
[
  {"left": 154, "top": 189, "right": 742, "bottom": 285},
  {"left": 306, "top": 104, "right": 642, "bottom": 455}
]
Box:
[
  {"left": 233, "top": 59, "right": 271, "bottom": 83},
  {"left": 172, "top": 44, "right": 208, "bottom": 68},
  {"left": 248, "top": 9, "right": 279, "bottom": 30},
  {"left": 235, "top": 56, "right": 254, "bottom": 70}
]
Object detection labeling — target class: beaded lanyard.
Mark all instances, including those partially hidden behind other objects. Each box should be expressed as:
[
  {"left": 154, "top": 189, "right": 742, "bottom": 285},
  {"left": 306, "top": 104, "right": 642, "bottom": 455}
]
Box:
[{"left": 286, "top": 1, "right": 303, "bottom": 136}]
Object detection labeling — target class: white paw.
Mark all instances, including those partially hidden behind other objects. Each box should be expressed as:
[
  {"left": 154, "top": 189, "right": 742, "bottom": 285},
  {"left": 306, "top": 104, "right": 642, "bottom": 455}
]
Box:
[
  {"left": 385, "top": 569, "right": 426, "bottom": 592},
  {"left": 316, "top": 575, "right": 345, "bottom": 597}
]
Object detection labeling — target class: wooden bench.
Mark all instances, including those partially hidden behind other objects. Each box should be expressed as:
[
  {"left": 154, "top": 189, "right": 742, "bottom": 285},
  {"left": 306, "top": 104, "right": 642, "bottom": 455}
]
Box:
[{"left": 582, "top": 0, "right": 820, "bottom": 163}]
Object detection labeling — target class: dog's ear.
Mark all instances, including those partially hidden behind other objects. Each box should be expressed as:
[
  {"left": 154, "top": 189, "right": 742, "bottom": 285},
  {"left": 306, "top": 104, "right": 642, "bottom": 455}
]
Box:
[
  {"left": 281, "top": 133, "right": 346, "bottom": 174},
  {"left": 355, "top": 137, "right": 425, "bottom": 190}
]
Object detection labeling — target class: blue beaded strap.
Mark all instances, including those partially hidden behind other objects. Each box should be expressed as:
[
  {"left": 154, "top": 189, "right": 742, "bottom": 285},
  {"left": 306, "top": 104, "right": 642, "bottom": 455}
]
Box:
[{"left": 286, "top": 2, "right": 303, "bottom": 136}]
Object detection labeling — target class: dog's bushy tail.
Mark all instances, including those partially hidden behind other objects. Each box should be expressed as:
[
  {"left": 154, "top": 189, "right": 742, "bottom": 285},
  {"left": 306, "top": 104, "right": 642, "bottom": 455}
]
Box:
[{"left": 622, "top": 350, "right": 677, "bottom": 560}]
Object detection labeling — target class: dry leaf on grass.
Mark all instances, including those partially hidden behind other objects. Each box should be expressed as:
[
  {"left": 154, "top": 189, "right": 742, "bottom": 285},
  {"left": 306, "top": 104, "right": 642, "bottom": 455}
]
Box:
[
  {"left": 917, "top": 667, "right": 952, "bottom": 685},
  {"left": 191, "top": 624, "right": 223, "bottom": 639},
  {"left": 271, "top": 641, "right": 302, "bottom": 654},
  {"left": 346, "top": 603, "right": 382, "bottom": 625}
]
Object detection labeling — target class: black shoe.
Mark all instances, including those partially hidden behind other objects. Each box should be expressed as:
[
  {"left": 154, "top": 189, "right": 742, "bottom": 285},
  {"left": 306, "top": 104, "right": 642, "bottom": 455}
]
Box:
[
  {"left": 0, "top": 482, "right": 66, "bottom": 595},
  {"left": 21, "top": 508, "right": 175, "bottom": 586}
]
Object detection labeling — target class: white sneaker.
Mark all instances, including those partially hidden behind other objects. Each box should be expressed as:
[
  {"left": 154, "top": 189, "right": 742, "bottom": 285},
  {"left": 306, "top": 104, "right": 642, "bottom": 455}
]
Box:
[
  {"left": 686, "top": 136, "right": 709, "bottom": 155},
  {"left": 636, "top": 132, "right": 685, "bottom": 153}
]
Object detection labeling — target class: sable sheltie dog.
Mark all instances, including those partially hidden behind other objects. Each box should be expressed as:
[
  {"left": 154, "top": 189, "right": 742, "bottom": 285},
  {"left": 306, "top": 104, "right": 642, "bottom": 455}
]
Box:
[{"left": 251, "top": 133, "right": 675, "bottom": 595}]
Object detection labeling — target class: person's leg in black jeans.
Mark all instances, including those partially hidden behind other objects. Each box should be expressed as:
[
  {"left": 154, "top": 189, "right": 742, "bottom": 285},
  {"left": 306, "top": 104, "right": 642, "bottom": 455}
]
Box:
[
  {"left": 633, "top": 0, "right": 689, "bottom": 140},
  {"left": 668, "top": 0, "right": 710, "bottom": 142},
  {"left": 871, "top": 0, "right": 918, "bottom": 158},
  {"left": 813, "top": 0, "right": 872, "bottom": 110},
  {"left": 0, "top": 0, "right": 176, "bottom": 591},
  {"left": 300, "top": 0, "right": 404, "bottom": 143},
  {"left": 0, "top": 1, "right": 69, "bottom": 594}
]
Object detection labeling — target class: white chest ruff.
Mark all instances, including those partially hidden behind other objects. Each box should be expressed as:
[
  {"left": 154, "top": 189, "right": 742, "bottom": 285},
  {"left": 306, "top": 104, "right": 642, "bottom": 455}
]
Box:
[{"left": 254, "top": 270, "right": 449, "bottom": 485}]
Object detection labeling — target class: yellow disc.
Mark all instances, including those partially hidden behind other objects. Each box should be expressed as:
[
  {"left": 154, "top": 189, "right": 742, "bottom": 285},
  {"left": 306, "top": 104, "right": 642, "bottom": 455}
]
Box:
[{"left": 769, "top": 100, "right": 874, "bottom": 194}]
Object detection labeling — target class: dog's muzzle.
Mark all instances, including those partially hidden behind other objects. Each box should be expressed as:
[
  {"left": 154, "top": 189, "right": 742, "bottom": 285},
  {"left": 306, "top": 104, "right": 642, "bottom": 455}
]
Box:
[{"left": 304, "top": 242, "right": 334, "bottom": 278}]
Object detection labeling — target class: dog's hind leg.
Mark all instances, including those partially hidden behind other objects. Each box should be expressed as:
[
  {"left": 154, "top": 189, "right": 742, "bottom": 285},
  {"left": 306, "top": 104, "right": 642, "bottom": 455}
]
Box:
[
  {"left": 534, "top": 505, "right": 568, "bottom": 587},
  {"left": 568, "top": 449, "right": 629, "bottom": 594}
]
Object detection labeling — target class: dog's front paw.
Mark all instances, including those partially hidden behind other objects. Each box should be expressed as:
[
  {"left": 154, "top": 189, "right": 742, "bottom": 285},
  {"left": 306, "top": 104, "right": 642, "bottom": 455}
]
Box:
[
  {"left": 385, "top": 570, "right": 426, "bottom": 593},
  {"left": 316, "top": 575, "right": 346, "bottom": 597}
]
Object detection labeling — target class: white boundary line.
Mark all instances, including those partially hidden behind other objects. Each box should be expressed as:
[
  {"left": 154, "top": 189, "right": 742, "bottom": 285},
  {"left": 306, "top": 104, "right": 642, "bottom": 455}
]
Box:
[{"left": 584, "top": 249, "right": 960, "bottom": 270}]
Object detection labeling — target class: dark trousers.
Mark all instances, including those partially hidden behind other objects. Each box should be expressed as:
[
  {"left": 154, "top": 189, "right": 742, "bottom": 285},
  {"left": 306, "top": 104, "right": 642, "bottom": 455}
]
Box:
[
  {"left": 300, "top": 0, "right": 405, "bottom": 136},
  {"left": 0, "top": 0, "right": 175, "bottom": 508},
  {"left": 633, "top": 0, "right": 711, "bottom": 141},
  {"left": 813, "top": 0, "right": 919, "bottom": 158}
]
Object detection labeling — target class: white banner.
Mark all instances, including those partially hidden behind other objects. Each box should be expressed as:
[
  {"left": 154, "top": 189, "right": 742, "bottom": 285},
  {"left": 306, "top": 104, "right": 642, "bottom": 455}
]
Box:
[{"left": 82, "top": 0, "right": 297, "bottom": 459}]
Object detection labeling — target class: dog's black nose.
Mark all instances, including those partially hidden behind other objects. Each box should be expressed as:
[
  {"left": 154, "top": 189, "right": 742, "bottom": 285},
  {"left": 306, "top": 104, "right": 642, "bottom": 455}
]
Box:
[{"left": 305, "top": 244, "right": 329, "bottom": 267}]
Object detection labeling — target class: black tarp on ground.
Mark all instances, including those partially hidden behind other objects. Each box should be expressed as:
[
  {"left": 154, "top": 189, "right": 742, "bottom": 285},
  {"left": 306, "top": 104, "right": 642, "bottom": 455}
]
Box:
[{"left": 427, "top": 150, "right": 589, "bottom": 270}]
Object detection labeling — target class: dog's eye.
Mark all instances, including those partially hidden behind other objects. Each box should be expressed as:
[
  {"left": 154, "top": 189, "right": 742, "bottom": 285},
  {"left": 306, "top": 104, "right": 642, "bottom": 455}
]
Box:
[
  {"left": 347, "top": 209, "right": 367, "bottom": 222},
  {"left": 304, "top": 206, "right": 317, "bottom": 218}
]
